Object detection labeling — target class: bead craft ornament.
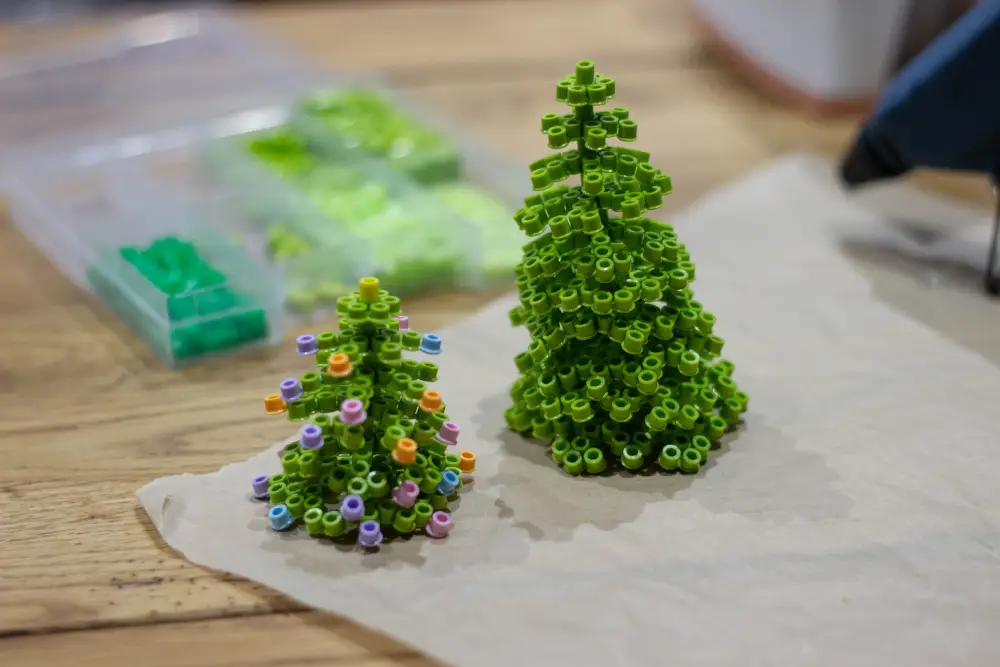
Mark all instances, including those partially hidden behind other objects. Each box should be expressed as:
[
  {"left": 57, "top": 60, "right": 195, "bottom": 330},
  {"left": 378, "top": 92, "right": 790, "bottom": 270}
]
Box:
[
  {"left": 252, "top": 277, "right": 474, "bottom": 549},
  {"left": 505, "top": 61, "right": 749, "bottom": 476}
]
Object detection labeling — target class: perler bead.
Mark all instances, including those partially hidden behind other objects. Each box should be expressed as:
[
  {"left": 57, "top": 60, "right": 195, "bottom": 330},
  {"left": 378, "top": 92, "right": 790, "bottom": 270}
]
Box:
[
  {"left": 357, "top": 520, "right": 384, "bottom": 548},
  {"left": 506, "top": 61, "right": 748, "bottom": 479},
  {"left": 279, "top": 378, "right": 303, "bottom": 402},
  {"left": 269, "top": 505, "right": 294, "bottom": 531},
  {"left": 252, "top": 475, "right": 270, "bottom": 500},
  {"left": 299, "top": 424, "right": 324, "bottom": 451},
  {"left": 419, "top": 333, "right": 442, "bottom": 355},
  {"left": 393, "top": 480, "right": 420, "bottom": 508},
  {"left": 296, "top": 334, "right": 318, "bottom": 355},
  {"left": 435, "top": 421, "right": 460, "bottom": 447},
  {"left": 338, "top": 398, "right": 367, "bottom": 426},
  {"left": 426, "top": 511, "right": 453, "bottom": 538},
  {"left": 253, "top": 277, "right": 473, "bottom": 550}
]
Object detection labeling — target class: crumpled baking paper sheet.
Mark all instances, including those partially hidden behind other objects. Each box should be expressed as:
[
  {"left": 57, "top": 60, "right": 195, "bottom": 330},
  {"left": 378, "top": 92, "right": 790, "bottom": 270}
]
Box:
[{"left": 139, "top": 155, "right": 1000, "bottom": 667}]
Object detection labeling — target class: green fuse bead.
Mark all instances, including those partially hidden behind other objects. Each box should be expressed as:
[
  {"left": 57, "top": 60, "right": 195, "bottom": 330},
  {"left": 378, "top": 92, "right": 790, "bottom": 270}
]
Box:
[
  {"left": 551, "top": 438, "right": 570, "bottom": 465},
  {"left": 583, "top": 447, "right": 607, "bottom": 474},
  {"left": 633, "top": 432, "right": 654, "bottom": 457},
  {"left": 347, "top": 477, "right": 369, "bottom": 499},
  {"left": 367, "top": 471, "right": 390, "bottom": 498},
  {"left": 281, "top": 451, "right": 300, "bottom": 475},
  {"left": 609, "top": 397, "right": 632, "bottom": 423},
  {"left": 567, "top": 84, "right": 588, "bottom": 106},
  {"left": 675, "top": 404, "right": 700, "bottom": 430},
  {"left": 531, "top": 416, "right": 553, "bottom": 439},
  {"left": 322, "top": 511, "right": 345, "bottom": 537},
  {"left": 692, "top": 435, "right": 712, "bottom": 463},
  {"left": 645, "top": 405, "right": 670, "bottom": 431},
  {"left": 562, "top": 450, "right": 585, "bottom": 475},
  {"left": 298, "top": 451, "right": 320, "bottom": 478},
  {"left": 268, "top": 482, "right": 288, "bottom": 504},
  {"left": 421, "top": 468, "right": 443, "bottom": 495},
  {"left": 430, "top": 493, "right": 449, "bottom": 510},
  {"left": 304, "top": 508, "right": 325, "bottom": 536},
  {"left": 658, "top": 444, "right": 682, "bottom": 471},
  {"left": 636, "top": 369, "right": 659, "bottom": 395},
  {"left": 286, "top": 399, "right": 309, "bottom": 421},
  {"left": 286, "top": 494, "right": 305, "bottom": 519},
  {"left": 707, "top": 416, "right": 728, "bottom": 441},
  {"left": 679, "top": 350, "right": 701, "bottom": 376},
  {"left": 618, "top": 119, "right": 638, "bottom": 141},
  {"left": 547, "top": 126, "right": 569, "bottom": 149},
  {"left": 414, "top": 501, "right": 434, "bottom": 528},
  {"left": 378, "top": 499, "right": 397, "bottom": 525},
  {"left": 570, "top": 398, "right": 594, "bottom": 423},
  {"left": 585, "top": 376, "right": 608, "bottom": 401},
  {"left": 679, "top": 448, "right": 701, "bottom": 474},
  {"left": 597, "top": 426, "right": 622, "bottom": 453},
  {"left": 621, "top": 445, "right": 644, "bottom": 470}
]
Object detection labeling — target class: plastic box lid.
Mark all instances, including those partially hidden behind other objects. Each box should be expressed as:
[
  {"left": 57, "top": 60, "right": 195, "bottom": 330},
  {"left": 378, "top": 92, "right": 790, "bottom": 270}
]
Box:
[{"left": 0, "top": 9, "right": 319, "bottom": 149}]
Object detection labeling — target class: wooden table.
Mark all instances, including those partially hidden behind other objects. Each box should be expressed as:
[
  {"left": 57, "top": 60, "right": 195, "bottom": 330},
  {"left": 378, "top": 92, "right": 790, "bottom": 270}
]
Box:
[{"left": 1, "top": 2, "right": 993, "bottom": 665}]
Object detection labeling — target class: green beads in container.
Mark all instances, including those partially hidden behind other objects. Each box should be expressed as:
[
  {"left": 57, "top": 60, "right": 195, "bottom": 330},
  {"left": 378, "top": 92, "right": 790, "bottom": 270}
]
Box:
[
  {"left": 86, "top": 236, "right": 271, "bottom": 365},
  {"left": 299, "top": 88, "right": 462, "bottom": 186}
]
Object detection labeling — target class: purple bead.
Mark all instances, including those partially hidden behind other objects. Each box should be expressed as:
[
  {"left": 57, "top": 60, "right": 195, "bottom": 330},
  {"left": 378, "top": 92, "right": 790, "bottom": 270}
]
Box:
[
  {"left": 340, "top": 494, "right": 365, "bottom": 522},
  {"left": 435, "top": 421, "right": 460, "bottom": 447},
  {"left": 279, "top": 378, "right": 303, "bottom": 402},
  {"left": 357, "top": 520, "right": 384, "bottom": 548},
  {"left": 296, "top": 334, "right": 318, "bottom": 355},
  {"left": 252, "top": 475, "right": 270, "bottom": 500},
  {"left": 338, "top": 398, "right": 367, "bottom": 426},
  {"left": 394, "top": 315, "right": 409, "bottom": 331},
  {"left": 299, "top": 424, "right": 324, "bottom": 451}
]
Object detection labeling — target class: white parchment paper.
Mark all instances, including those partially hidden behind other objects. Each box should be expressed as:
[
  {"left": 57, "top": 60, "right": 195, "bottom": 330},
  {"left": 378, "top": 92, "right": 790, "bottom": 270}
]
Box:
[{"left": 139, "top": 155, "right": 1000, "bottom": 667}]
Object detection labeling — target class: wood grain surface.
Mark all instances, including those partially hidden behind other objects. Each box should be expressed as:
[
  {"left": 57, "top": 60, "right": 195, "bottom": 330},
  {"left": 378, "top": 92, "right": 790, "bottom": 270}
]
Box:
[{"left": 0, "top": 1, "right": 993, "bottom": 665}]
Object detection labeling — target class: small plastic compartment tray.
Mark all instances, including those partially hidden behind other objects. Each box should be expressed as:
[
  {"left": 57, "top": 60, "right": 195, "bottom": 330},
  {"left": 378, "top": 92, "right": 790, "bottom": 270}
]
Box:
[
  {"left": 1, "top": 134, "right": 285, "bottom": 367},
  {"left": 289, "top": 85, "right": 529, "bottom": 288},
  {"left": 197, "top": 105, "right": 484, "bottom": 314}
]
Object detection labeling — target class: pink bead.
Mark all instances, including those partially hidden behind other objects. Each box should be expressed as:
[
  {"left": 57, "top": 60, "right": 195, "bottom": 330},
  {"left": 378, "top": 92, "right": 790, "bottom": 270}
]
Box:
[
  {"left": 394, "top": 315, "right": 409, "bottom": 331},
  {"left": 434, "top": 421, "right": 460, "bottom": 447},
  {"left": 392, "top": 480, "right": 420, "bottom": 508},
  {"left": 426, "top": 511, "right": 453, "bottom": 538},
  {"left": 338, "top": 398, "right": 367, "bottom": 426}
]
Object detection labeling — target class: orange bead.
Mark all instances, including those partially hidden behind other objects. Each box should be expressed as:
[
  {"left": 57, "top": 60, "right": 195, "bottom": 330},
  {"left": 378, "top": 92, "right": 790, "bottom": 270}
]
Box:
[
  {"left": 418, "top": 389, "right": 442, "bottom": 413},
  {"left": 264, "top": 394, "right": 286, "bottom": 415},
  {"left": 327, "top": 353, "right": 352, "bottom": 378},
  {"left": 393, "top": 437, "right": 418, "bottom": 465},
  {"left": 458, "top": 450, "right": 476, "bottom": 473}
]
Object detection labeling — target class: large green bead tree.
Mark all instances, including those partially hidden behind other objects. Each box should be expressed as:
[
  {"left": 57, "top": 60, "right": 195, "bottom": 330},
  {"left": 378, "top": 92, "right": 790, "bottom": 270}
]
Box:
[{"left": 504, "top": 60, "right": 749, "bottom": 476}]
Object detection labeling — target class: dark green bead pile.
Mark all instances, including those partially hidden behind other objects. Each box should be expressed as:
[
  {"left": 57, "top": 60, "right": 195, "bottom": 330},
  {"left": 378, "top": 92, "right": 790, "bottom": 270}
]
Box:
[
  {"left": 86, "top": 236, "right": 268, "bottom": 362},
  {"left": 504, "top": 61, "right": 748, "bottom": 476}
]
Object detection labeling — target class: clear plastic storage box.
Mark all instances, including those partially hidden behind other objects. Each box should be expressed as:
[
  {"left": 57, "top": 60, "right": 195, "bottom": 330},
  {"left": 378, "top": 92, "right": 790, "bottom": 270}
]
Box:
[
  {"left": 0, "top": 10, "right": 529, "bottom": 363},
  {"left": 2, "top": 133, "right": 286, "bottom": 366}
]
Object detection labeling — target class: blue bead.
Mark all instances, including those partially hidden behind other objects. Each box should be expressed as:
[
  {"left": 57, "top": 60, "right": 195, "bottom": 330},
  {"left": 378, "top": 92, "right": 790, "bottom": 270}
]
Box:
[
  {"left": 269, "top": 504, "right": 295, "bottom": 531},
  {"left": 436, "top": 469, "right": 459, "bottom": 495},
  {"left": 420, "top": 333, "right": 442, "bottom": 355}
]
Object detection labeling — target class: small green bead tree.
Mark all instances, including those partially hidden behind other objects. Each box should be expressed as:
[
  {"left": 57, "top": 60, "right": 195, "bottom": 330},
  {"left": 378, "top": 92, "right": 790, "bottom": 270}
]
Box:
[
  {"left": 254, "top": 277, "right": 475, "bottom": 547},
  {"left": 504, "top": 61, "right": 749, "bottom": 476}
]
